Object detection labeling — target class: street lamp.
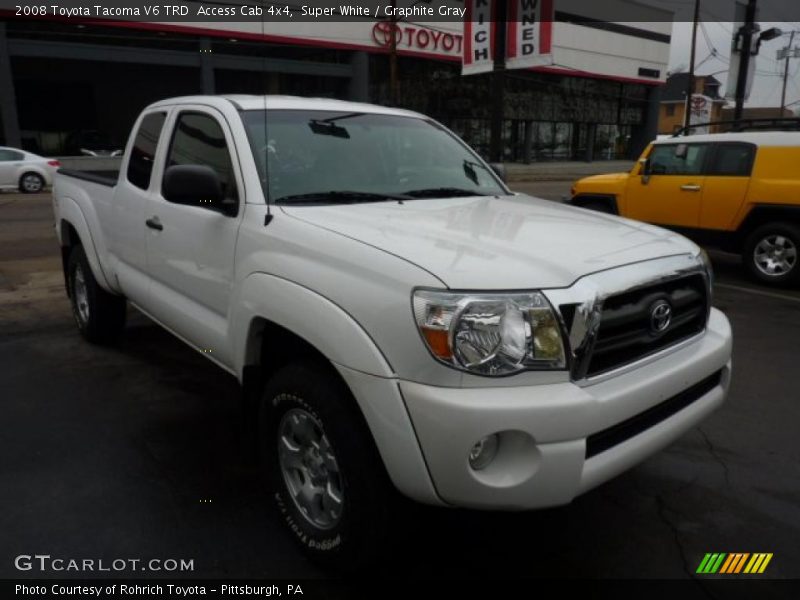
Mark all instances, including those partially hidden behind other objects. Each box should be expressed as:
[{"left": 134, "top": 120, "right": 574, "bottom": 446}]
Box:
[{"left": 733, "top": 18, "right": 783, "bottom": 121}]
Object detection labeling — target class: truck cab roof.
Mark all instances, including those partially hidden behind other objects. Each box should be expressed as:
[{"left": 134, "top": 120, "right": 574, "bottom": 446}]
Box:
[{"left": 145, "top": 94, "right": 425, "bottom": 119}]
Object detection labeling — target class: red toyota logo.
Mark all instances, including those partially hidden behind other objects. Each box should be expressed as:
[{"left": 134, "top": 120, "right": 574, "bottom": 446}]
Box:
[
  {"left": 372, "top": 22, "right": 401, "bottom": 48},
  {"left": 691, "top": 96, "right": 707, "bottom": 110}
]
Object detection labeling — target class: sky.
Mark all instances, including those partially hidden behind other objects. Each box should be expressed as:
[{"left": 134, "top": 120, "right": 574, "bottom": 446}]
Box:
[{"left": 668, "top": 20, "right": 800, "bottom": 111}]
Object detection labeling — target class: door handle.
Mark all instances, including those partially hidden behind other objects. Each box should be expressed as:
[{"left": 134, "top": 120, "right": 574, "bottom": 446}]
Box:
[
  {"left": 145, "top": 216, "right": 163, "bottom": 231},
  {"left": 680, "top": 184, "right": 702, "bottom": 192}
]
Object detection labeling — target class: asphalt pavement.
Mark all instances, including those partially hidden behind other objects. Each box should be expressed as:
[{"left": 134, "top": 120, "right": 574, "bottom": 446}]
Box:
[{"left": 1, "top": 191, "right": 799, "bottom": 580}]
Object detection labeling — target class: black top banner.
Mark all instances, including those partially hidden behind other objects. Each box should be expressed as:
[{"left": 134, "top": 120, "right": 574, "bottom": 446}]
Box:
[{"left": 1, "top": 0, "right": 800, "bottom": 23}]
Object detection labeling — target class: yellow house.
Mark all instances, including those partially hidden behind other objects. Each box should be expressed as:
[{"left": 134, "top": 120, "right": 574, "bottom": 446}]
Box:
[{"left": 658, "top": 73, "right": 726, "bottom": 134}]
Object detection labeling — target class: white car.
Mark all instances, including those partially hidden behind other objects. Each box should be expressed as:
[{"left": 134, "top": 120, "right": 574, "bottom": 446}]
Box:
[
  {"left": 52, "top": 96, "right": 732, "bottom": 569},
  {"left": 0, "top": 146, "right": 60, "bottom": 193}
]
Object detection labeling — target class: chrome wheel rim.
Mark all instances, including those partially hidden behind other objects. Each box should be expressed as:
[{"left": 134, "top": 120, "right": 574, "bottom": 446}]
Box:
[
  {"left": 22, "top": 174, "right": 42, "bottom": 192},
  {"left": 754, "top": 235, "right": 797, "bottom": 277},
  {"left": 278, "top": 405, "right": 344, "bottom": 530},
  {"left": 73, "top": 265, "right": 90, "bottom": 324}
]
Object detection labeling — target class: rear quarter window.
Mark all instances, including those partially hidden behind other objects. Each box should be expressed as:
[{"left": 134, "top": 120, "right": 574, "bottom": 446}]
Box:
[
  {"left": 127, "top": 112, "right": 167, "bottom": 190},
  {"left": 707, "top": 143, "right": 756, "bottom": 176}
]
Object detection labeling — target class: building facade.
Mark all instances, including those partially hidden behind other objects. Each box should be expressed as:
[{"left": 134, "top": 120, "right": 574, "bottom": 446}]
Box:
[{"left": 0, "top": 2, "right": 673, "bottom": 160}]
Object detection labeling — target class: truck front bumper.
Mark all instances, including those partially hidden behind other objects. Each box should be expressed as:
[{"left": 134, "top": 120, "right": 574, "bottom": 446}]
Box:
[{"left": 399, "top": 308, "right": 732, "bottom": 510}]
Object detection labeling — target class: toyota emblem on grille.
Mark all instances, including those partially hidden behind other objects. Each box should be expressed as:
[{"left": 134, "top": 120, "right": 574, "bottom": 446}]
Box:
[{"left": 650, "top": 300, "right": 672, "bottom": 333}]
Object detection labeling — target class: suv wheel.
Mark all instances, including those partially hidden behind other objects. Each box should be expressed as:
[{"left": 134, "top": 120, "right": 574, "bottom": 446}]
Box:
[
  {"left": 67, "top": 245, "right": 127, "bottom": 343},
  {"left": 259, "top": 362, "right": 395, "bottom": 571},
  {"left": 744, "top": 223, "right": 800, "bottom": 287},
  {"left": 19, "top": 172, "right": 45, "bottom": 193}
]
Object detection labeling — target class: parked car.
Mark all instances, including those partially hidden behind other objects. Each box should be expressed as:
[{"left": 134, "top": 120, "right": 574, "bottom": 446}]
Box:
[
  {"left": 0, "top": 146, "right": 60, "bottom": 193},
  {"left": 570, "top": 132, "right": 800, "bottom": 286},
  {"left": 52, "top": 96, "right": 732, "bottom": 569},
  {"left": 63, "top": 130, "right": 123, "bottom": 157}
]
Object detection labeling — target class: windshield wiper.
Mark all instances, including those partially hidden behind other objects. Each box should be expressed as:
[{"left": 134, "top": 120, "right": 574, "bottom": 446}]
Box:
[
  {"left": 274, "top": 190, "right": 412, "bottom": 204},
  {"left": 400, "top": 187, "right": 490, "bottom": 199}
]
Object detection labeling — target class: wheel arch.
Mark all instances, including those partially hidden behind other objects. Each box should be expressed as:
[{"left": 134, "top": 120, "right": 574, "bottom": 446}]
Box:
[
  {"left": 234, "top": 273, "right": 441, "bottom": 504},
  {"left": 570, "top": 194, "right": 619, "bottom": 214},
  {"left": 56, "top": 198, "right": 113, "bottom": 292},
  {"left": 736, "top": 205, "right": 800, "bottom": 249}
]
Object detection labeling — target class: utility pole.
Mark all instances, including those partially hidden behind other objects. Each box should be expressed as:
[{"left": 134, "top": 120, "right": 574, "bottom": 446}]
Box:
[
  {"left": 734, "top": 0, "right": 758, "bottom": 121},
  {"left": 488, "top": 0, "right": 508, "bottom": 163},
  {"left": 780, "top": 30, "right": 796, "bottom": 113},
  {"left": 389, "top": 0, "right": 398, "bottom": 105},
  {"left": 683, "top": 0, "right": 701, "bottom": 129}
]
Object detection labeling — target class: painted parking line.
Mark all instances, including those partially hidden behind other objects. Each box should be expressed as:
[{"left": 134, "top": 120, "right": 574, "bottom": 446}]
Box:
[{"left": 716, "top": 282, "right": 800, "bottom": 304}]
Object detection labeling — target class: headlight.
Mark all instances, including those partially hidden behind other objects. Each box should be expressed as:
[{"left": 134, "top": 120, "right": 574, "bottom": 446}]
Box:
[{"left": 412, "top": 290, "right": 566, "bottom": 376}]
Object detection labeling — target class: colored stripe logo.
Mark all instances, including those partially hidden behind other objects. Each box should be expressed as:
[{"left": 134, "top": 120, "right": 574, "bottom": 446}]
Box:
[{"left": 696, "top": 553, "right": 773, "bottom": 574}]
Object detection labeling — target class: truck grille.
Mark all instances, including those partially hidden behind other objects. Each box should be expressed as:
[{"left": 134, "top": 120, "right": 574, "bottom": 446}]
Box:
[{"left": 584, "top": 274, "right": 708, "bottom": 377}]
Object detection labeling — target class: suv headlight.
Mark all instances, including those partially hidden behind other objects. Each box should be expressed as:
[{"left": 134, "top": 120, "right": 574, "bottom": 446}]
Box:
[{"left": 412, "top": 289, "right": 567, "bottom": 376}]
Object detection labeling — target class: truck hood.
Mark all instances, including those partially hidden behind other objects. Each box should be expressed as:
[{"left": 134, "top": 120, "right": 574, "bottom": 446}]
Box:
[{"left": 280, "top": 194, "right": 698, "bottom": 289}]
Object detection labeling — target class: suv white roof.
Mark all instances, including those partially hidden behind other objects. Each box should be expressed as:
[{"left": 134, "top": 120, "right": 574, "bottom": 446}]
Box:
[
  {"left": 656, "top": 131, "right": 800, "bottom": 147},
  {"left": 147, "top": 94, "right": 424, "bottom": 119}
]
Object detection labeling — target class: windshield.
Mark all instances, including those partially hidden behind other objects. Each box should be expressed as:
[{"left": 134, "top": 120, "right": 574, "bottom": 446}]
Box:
[{"left": 241, "top": 110, "right": 506, "bottom": 204}]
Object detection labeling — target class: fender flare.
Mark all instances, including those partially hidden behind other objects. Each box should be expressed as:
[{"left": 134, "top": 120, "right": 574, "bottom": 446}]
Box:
[
  {"left": 58, "top": 196, "right": 114, "bottom": 292},
  {"left": 231, "top": 272, "right": 394, "bottom": 379}
]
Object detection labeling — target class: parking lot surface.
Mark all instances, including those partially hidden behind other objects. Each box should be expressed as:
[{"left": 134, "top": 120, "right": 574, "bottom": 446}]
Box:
[{"left": 1, "top": 191, "right": 799, "bottom": 579}]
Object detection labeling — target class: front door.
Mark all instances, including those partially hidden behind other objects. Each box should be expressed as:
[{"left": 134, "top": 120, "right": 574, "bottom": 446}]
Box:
[
  {"left": 145, "top": 107, "right": 244, "bottom": 369},
  {"left": 625, "top": 143, "right": 711, "bottom": 228}
]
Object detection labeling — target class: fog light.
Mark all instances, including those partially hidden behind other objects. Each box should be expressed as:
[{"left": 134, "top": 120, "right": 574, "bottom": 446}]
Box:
[{"left": 469, "top": 434, "right": 499, "bottom": 471}]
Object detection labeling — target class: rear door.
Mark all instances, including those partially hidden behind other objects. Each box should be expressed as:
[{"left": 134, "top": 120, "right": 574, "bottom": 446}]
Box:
[
  {"left": 624, "top": 143, "right": 711, "bottom": 228},
  {"left": 0, "top": 148, "right": 25, "bottom": 187},
  {"left": 699, "top": 142, "right": 756, "bottom": 231},
  {"left": 144, "top": 106, "right": 244, "bottom": 368},
  {"left": 109, "top": 110, "right": 169, "bottom": 306}
]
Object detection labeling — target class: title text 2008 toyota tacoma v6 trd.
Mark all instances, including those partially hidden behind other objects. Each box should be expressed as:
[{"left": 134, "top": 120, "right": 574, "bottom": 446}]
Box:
[{"left": 52, "top": 96, "right": 732, "bottom": 568}]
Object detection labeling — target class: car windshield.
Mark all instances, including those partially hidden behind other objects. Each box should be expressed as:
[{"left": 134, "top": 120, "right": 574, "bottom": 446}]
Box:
[{"left": 241, "top": 110, "right": 506, "bottom": 204}]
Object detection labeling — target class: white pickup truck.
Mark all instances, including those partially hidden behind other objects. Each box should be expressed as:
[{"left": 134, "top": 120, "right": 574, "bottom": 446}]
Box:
[{"left": 53, "top": 95, "right": 732, "bottom": 568}]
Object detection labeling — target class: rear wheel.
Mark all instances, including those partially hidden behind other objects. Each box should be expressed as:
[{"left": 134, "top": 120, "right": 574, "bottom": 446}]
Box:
[
  {"left": 744, "top": 223, "right": 800, "bottom": 287},
  {"left": 19, "top": 172, "right": 44, "bottom": 193},
  {"left": 67, "top": 245, "right": 127, "bottom": 343},
  {"left": 259, "top": 361, "right": 396, "bottom": 571}
]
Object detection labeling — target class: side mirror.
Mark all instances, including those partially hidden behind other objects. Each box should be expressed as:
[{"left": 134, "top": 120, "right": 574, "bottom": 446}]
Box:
[
  {"left": 639, "top": 158, "right": 651, "bottom": 185},
  {"left": 163, "top": 165, "right": 234, "bottom": 215},
  {"left": 489, "top": 162, "right": 507, "bottom": 183}
]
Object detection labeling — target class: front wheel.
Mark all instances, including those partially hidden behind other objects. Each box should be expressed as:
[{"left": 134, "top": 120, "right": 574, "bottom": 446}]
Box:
[
  {"left": 259, "top": 362, "right": 396, "bottom": 571},
  {"left": 19, "top": 172, "right": 45, "bottom": 193},
  {"left": 744, "top": 223, "right": 800, "bottom": 287},
  {"left": 67, "top": 245, "right": 127, "bottom": 343}
]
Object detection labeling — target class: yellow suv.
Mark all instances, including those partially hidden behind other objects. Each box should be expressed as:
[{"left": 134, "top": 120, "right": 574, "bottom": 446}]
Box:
[{"left": 570, "top": 132, "right": 800, "bottom": 287}]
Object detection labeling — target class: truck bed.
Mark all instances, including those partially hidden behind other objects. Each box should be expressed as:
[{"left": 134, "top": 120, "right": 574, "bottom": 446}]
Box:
[{"left": 58, "top": 168, "right": 119, "bottom": 187}]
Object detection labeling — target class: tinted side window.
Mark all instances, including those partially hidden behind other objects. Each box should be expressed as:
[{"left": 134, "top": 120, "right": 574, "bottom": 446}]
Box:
[
  {"left": 649, "top": 144, "right": 709, "bottom": 175},
  {"left": 164, "top": 112, "right": 238, "bottom": 205},
  {"left": 707, "top": 144, "right": 755, "bottom": 176},
  {"left": 0, "top": 149, "right": 24, "bottom": 161},
  {"left": 127, "top": 112, "right": 166, "bottom": 190}
]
